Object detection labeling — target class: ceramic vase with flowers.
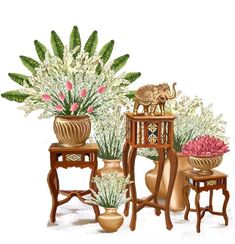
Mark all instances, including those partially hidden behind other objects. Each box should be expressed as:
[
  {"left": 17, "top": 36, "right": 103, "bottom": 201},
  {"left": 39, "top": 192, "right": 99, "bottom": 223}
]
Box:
[
  {"left": 182, "top": 135, "right": 229, "bottom": 175},
  {"left": 87, "top": 172, "right": 131, "bottom": 232},
  {"left": 1, "top": 26, "right": 141, "bottom": 147}
]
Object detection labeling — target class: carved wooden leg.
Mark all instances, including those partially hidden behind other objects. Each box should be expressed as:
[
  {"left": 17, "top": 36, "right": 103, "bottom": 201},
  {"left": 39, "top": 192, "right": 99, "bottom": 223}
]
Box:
[
  {"left": 222, "top": 189, "right": 230, "bottom": 226},
  {"left": 209, "top": 190, "right": 213, "bottom": 210},
  {"left": 122, "top": 142, "right": 130, "bottom": 217},
  {"left": 195, "top": 192, "right": 201, "bottom": 233},
  {"left": 47, "top": 168, "right": 59, "bottom": 223},
  {"left": 183, "top": 184, "right": 190, "bottom": 220},
  {"left": 154, "top": 148, "right": 165, "bottom": 216},
  {"left": 165, "top": 149, "right": 178, "bottom": 230},
  {"left": 90, "top": 163, "right": 100, "bottom": 222},
  {"left": 129, "top": 147, "right": 137, "bottom": 231}
]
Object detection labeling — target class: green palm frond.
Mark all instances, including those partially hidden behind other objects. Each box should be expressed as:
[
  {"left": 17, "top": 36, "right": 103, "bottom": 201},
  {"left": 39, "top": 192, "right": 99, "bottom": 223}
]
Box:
[
  {"left": 111, "top": 54, "right": 129, "bottom": 73},
  {"left": 99, "top": 40, "right": 114, "bottom": 64},
  {"left": 34, "top": 40, "right": 47, "bottom": 61},
  {"left": 19, "top": 56, "right": 39, "bottom": 74},
  {"left": 51, "top": 30, "right": 64, "bottom": 59},
  {"left": 124, "top": 72, "right": 141, "bottom": 83},
  {"left": 1, "top": 90, "right": 29, "bottom": 103},
  {"left": 69, "top": 26, "right": 81, "bottom": 53},
  {"left": 84, "top": 30, "right": 98, "bottom": 57},
  {"left": 8, "top": 73, "right": 29, "bottom": 86}
]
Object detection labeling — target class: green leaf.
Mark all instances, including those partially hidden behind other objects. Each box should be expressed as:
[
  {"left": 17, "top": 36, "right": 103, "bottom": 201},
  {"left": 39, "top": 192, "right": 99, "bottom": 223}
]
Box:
[
  {"left": 1, "top": 90, "right": 29, "bottom": 103},
  {"left": 8, "top": 73, "right": 29, "bottom": 86},
  {"left": 51, "top": 30, "right": 64, "bottom": 59},
  {"left": 34, "top": 40, "right": 47, "bottom": 61},
  {"left": 99, "top": 40, "right": 114, "bottom": 64},
  {"left": 126, "top": 90, "right": 135, "bottom": 100},
  {"left": 19, "top": 56, "right": 39, "bottom": 74},
  {"left": 84, "top": 30, "right": 98, "bottom": 57},
  {"left": 95, "top": 63, "right": 102, "bottom": 75},
  {"left": 111, "top": 54, "right": 129, "bottom": 73},
  {"left": 69, "top": 26, "right": 81, "bottom": 52},
  {"left": 124, "top": 72, "right": 141, "bottom": 83}
]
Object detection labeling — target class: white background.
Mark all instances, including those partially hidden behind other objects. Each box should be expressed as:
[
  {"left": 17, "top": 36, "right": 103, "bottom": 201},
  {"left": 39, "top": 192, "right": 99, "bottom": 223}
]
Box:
[{"left": 0, "top": 0, "right": 234, "bottom": 243}]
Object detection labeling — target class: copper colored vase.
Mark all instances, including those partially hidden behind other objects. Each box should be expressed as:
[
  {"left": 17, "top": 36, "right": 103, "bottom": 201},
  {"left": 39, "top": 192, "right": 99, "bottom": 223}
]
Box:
[
  {"left": 145, "top": 160, "right": 166, "bottom": 198},
  {"left": 98, "top": 159, "right": 124, "bottom": 176},
  {"left": 53, "top": 115, "right": 91, "bottom": 147},
  {"left": 98, "top": 208, "right": 124, "bottom": 232}
]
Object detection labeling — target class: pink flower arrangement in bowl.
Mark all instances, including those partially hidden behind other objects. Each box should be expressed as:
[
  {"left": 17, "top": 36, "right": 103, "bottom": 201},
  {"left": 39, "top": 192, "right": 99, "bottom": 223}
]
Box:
[{"left": 182, "top": 135, "right": 229, "bottom": 175}]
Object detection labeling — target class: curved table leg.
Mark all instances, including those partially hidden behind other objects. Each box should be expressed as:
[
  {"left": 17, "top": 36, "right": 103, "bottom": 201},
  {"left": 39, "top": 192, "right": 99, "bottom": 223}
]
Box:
[
  {"left": 165, "top": 149, "right": 178, "bottom": 230},
  {"left": 195, "top": 192, "right": 201, "bottom": 233},
  {"left": 183, "top": 184, "right": 190, "bottom": 220},
  {"left": 122, "top": 141, "right": 130, "bottom": 217},
  {"left": 154, "top": 148, "right": 165, "bottom": 216},
  {"left": 129, "top": 147, "right": 137, "bottom": 231},
  {"left": 47, "top": 168, "right": 59, "bottom": 223},
  {"left": 222, "top": 189, "right": 230, "bottom": 226}
]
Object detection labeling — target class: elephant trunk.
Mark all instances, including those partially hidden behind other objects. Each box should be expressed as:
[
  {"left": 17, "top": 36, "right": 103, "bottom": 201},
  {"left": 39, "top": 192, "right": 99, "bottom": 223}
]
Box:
[{"left": 166, "top": 82, "right": 177, "bottom": 99}]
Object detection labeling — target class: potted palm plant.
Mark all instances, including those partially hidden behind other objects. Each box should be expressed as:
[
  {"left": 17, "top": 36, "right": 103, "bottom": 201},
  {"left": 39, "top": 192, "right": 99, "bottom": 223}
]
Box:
[
  {"left": 1, "top": 26, "right": 141, "bottom": 147},
  {"left": 141, "top": 91, "right": 228, "bottom": 211},
  {"left": 87, "top": 172, "right": 131, "bottom": 232}
]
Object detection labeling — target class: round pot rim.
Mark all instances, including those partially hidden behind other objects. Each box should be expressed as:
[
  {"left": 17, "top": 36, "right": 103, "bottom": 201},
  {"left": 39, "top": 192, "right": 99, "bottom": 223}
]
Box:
[
  {"left": 55, "top": 115, "right": 90, "bottom": 120},
  {"left": 189, "top": 154, "right": 223, "bottom": 159},
  {"left": 103, "top": 159, "right": 121, "bottom": 162}
]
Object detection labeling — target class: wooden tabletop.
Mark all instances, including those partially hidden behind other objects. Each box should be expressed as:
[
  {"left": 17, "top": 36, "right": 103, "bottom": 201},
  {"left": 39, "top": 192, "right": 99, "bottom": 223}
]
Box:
[
  {"left": 125, "top": 112, "right": 176, "bottom": 120},
  {"left": 49, "top": 143, "right": 99, "bottom": 152},
  {"left": 183, "top": 169, "right": 228, "bottom": 181}
]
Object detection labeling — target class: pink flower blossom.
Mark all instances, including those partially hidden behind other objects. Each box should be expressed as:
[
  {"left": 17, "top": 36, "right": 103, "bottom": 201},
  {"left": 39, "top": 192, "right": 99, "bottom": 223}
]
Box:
[
  {"left": 79, "top": 88, "right": 87, "bottom": 97},
  {"left": 70, "top": 103, "right": 79, "bottom": 112},
  {"left": 66, "top": 81, "right": 73, "bottom": 91},
  {"left": 42, "top": 94, "right": 51, "bottom": 102},
  {"left": 182, "top": 135, "right": 229, "bottom": 157},
  {"left": 58, "top": 93, "right": 65, "bottom": 102},
  {"left": 97, "top": 85, "right": 105, "bottom": 94},
  {"left": 55, "top": 105, "right": 63, "bottom": 112},
  {"left": 87, "top": 106, "right": 94, "bottom": 113}
]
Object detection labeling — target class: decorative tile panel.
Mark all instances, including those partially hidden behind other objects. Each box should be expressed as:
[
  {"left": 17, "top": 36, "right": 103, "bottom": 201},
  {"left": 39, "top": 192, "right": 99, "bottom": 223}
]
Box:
[
  {"left": 148, "top": 123, "right": 158, "bottom": 144},
  {"left": 66, "top": 154, "right": 82, "bottom": 161}
]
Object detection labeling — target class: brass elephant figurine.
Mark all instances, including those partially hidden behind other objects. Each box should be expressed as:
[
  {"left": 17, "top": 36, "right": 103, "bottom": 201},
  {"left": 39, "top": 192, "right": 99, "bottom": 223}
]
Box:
[{"left": 133, "top": 82, "right": 177, "bottom": 116}]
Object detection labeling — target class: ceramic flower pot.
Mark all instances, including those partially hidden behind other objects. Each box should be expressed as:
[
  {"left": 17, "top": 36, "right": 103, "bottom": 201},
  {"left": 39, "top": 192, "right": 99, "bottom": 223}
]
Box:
[
  {"left": 98, "top": 208, "right": 124, "bottom": 232},
  {"left": 53, "top": 115, "right": 91, "bottom": 147},
  {"left": 188, "top": 155, "right": 223, "bottom": 176},
  {"left": 97, "top": 159, "right": 124, "bottom": 176},
  {"left": 145, "top": 153, "right": 192, "bottom": 211}
]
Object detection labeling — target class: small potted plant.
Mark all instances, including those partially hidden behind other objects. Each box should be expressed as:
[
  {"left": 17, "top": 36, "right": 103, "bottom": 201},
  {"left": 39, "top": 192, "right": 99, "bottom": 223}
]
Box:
[
  {"left": 93, "top": 105, "right": 127, "bottom": 176},
  {"left": 87, "top": 172, "right": 131, "bottom": 232},
  {"left": 182, "top": 135, "right": 229, "bottom": 175}
]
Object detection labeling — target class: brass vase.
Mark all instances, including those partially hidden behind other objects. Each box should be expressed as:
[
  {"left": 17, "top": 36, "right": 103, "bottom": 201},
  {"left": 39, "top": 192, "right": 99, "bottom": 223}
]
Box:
[
  {"left": 98, "top": 208, "right": 124, "bottom": 232},
  {"left": 53, "top": 115, "right": 91, "bottom": 147},
  {"left": 97, "top": 159, "right": 124, "bottom": 176},
  {"left": 162, "top": 153, "right": 192, "bottom": 211},
  {"left": 145, "top": 153, "right": 192, "bottom": 211},
  {"left": 145, "top": 160, "right": 166, "bottom": 198}
]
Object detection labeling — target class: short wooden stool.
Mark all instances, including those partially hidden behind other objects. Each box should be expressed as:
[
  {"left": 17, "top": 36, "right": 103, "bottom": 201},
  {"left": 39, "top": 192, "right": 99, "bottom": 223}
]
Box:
[
  {"left": 47, "top": 143, "right": 100, "bottom": 223},
  {"left": 183, "top": 170, "right": 230, "bottom": 233}
]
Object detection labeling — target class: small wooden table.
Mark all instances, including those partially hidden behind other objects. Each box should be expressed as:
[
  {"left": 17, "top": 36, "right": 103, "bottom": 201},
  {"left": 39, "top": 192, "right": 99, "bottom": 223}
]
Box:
[
  {"left": 183, "top": 170, "right": 230, "bottom": 233},
  {"left": 123, "top": 112, "right": 178, "bottom": 231},
  {"left": 47, "top": 143, "right": 100, "bottom": 223}
]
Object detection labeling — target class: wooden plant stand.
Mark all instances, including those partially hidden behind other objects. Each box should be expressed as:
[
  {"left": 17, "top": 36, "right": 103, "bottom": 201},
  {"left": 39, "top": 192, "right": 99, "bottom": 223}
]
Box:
[
  {"left": 47, "top": 143, "right": 100, "bottom": 223},
  {"left": 183, "top": 170, "right": 230, "bottom": 233},
  {"left": 122, "top": 112, "right": 178, "bottom": 231}
]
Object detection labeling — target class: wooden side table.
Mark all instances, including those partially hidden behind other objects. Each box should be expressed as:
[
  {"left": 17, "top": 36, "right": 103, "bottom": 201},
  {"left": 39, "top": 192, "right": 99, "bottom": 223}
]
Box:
[
  {"left": 183, "top": 170, "right": 230, "bottom": 233},
  {"left": 122, "top": 112, "right": 178, "bottom": 231},
  {"left": 47, "top": 143, "right": 100, "bottom": 223}
]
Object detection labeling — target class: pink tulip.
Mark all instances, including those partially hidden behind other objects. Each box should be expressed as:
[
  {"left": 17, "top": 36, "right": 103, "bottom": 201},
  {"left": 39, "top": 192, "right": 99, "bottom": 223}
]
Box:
[
  {"left": 97, "top": 85, "right": 105, "bottom": 94},
  {"left": 87, "top": 106, "right": 94, "bottom": 113},
  {"left": 66, "top": 81, "right": 73, "bottom": 91},
  {"left": 79, "top": 88, "right": 87, "bottom": 97},
  {"left": 55, "top": 105, "right": 63, "bottom": 112},
  {"left": 70, "top": 103, "right": 79, "bottom": 112},
  {"left": 42, "top": 94, "right": 51, "bottom": 102},
  {"left": 58, "top": 93, "right": 65, "bottom": 102}
]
